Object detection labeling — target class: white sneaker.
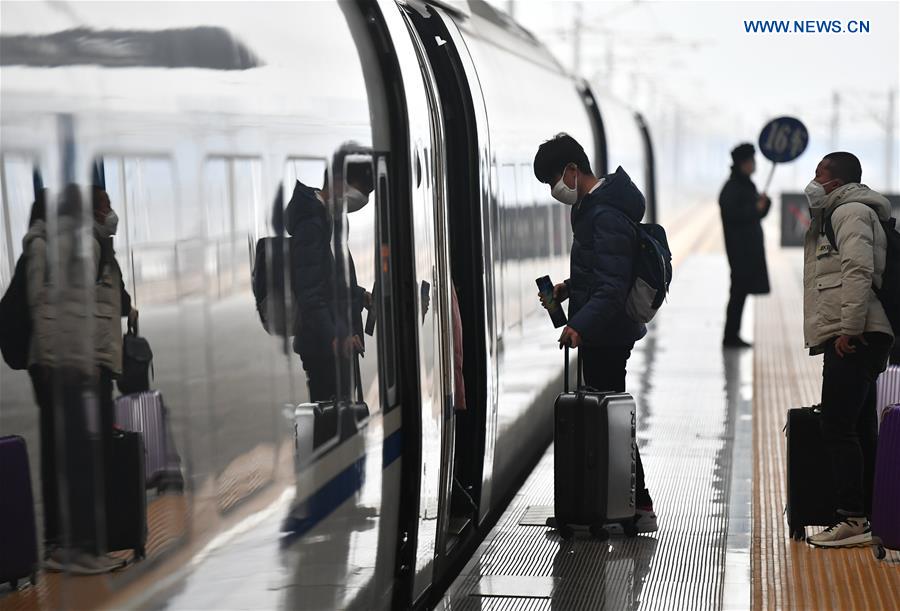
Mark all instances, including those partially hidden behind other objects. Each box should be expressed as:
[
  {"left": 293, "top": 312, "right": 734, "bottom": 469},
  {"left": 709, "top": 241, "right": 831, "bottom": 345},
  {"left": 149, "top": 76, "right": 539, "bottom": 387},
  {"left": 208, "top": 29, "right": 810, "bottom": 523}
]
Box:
[
  {"left": 807, "top": 517, "right": 873, "bottom": 548},
  {"left": 635, "top": 506, "right": 658, "bottom": 534}
]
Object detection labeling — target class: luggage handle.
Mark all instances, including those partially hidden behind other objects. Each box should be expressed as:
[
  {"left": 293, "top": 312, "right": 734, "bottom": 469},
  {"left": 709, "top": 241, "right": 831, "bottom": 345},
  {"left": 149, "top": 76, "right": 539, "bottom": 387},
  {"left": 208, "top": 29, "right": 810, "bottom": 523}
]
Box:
[
  {"left": 563, "top": 345, "right": 583, "bottom": 393},
  {"left": 353, "top": 355, "right": 364, "bottom": 405}
]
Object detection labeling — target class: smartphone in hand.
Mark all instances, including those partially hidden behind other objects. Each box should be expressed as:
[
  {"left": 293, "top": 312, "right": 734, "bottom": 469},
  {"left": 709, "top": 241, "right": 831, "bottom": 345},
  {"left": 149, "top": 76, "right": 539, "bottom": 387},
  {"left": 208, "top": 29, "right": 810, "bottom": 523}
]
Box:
[{"left": 536, "top": 275, "right": 567, "bottom": 328}]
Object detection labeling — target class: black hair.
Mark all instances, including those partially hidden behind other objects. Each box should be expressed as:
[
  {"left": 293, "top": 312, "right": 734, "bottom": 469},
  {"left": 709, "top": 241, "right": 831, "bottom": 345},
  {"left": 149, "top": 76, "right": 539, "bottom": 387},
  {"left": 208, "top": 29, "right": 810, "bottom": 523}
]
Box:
[
  {"left": 322, "top": 161, "right": 374, "bottom": 193},
  {"left": 346, "top": 161, "right": 373, "bottom": 192},
  {"left": 91, "top": 185, "right": 109, "bottom": 211},
  {"left": 730, "top": 142, "right": 755, "bottom": 165},
  {"left": 533, "top": 133, "right": 593, "bottom": 184},
  {"left": 823, "top": 152, "right": 862, "bottom": 184}
]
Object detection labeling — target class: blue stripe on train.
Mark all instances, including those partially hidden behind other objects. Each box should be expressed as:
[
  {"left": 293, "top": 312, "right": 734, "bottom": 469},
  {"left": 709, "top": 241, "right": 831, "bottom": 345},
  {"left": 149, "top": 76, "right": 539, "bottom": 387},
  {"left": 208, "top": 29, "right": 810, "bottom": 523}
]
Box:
[{"left": 280, "top": 428, "right": 403, "bottom": 545}]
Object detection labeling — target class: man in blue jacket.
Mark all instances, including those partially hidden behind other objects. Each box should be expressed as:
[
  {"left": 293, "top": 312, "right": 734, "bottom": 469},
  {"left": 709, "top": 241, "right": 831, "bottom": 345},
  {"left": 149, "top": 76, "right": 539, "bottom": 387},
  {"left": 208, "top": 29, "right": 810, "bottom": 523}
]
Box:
[{"left": 534, "top": 133, "right": 657, "bottom": 533}]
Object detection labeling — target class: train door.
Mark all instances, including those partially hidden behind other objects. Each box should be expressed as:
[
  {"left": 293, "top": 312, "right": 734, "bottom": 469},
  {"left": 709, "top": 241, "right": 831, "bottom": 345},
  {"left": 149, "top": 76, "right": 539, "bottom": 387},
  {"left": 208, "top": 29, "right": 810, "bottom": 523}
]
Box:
[{"left": 402, "top": 0, "right": 497, "bottom": 532}]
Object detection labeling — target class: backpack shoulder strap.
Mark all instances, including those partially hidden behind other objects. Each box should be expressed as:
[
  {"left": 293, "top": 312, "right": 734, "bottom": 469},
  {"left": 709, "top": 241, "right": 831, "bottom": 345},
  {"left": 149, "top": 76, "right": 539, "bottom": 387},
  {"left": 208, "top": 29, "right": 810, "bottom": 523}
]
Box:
[{"left": 822, "top": 202, "right": 850, "bottom": 252}]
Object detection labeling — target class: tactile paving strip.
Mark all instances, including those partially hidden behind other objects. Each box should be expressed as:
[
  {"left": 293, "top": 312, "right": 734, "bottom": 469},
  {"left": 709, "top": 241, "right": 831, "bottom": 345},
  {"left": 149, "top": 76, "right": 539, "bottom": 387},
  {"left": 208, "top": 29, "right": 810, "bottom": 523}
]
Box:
[
  {"left": 752, "top": 250, "right": 900, "bottom": 610},
  {"left": 443, "top": 254, "right": 747, "bottom": 610}
]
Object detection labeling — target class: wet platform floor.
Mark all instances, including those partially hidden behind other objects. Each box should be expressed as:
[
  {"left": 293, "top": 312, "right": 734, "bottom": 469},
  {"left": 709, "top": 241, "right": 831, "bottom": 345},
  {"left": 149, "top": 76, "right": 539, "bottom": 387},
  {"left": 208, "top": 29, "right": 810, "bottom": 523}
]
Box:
[{"left": 440, "top": 252, "right": 755, "bottom": 610}]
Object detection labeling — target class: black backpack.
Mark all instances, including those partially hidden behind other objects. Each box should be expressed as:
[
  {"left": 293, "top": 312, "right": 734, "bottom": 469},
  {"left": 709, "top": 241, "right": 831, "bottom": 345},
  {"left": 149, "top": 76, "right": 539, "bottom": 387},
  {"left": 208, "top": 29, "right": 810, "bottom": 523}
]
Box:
[
  {"left": 824, "top": 211, "right": 900, "bottom": 336},
  {"left": 252, "top": 236, "right": 295, "bottom": 336},
  {"left": 623, "top": 218, "right": 673, "bottom": 324},
  {"left": 118, "top": 320, "right": 153, "bottom": 394},
  {"left": 0, "top": 255, "right": 32, "bottom": 370}
]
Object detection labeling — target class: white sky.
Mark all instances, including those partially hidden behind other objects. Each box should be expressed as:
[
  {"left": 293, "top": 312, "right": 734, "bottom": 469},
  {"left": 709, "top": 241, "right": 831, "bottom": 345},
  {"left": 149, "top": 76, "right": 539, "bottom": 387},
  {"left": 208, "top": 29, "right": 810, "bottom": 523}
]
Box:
[{"left": 489, "top": 0, "right": 900, "bottom": 195}]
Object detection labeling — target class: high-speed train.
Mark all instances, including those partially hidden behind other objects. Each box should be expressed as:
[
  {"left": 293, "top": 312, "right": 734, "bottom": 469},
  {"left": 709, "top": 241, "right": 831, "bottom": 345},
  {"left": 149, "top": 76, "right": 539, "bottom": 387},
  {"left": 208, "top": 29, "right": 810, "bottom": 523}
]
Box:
[{"left": 0, "top": 1, "right": 656, "bottom": 609}]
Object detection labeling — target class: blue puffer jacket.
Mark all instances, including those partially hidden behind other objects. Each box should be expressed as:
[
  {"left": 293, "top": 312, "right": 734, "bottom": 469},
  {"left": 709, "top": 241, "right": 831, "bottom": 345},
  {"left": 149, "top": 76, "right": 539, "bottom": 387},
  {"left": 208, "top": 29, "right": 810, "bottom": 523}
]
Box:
[
  {"left": 566, "top": 166, "right": 647, "bottom": 347},
  {"left": 285, "top": 180, "right": 338, "bottom": 355}
]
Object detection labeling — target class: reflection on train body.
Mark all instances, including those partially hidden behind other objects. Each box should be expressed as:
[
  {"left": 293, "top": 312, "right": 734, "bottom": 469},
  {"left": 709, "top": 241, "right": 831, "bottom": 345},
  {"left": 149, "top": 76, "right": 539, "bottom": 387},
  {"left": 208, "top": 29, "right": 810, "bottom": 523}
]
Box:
[{"left": 0, "top": 1, "right": 658, "bottom": 608}]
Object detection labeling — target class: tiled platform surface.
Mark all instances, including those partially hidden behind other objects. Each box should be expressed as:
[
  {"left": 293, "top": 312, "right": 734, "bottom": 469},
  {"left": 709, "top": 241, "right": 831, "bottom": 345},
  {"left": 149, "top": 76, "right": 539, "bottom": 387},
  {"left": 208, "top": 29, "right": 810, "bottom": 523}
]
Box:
[
  {"left": 440, "top": 251, "right": 755, "bottom": 610},
  {"left": 752, "top": 248, "right": 900, "bottom": 610}
]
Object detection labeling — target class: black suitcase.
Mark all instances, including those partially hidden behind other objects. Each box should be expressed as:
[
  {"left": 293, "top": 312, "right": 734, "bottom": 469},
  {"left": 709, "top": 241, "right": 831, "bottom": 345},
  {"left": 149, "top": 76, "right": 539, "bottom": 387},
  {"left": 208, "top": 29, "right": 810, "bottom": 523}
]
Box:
[
  {"left": 785, "top": 406, "right": 838, "bottom": 540},
  {"left": 105, "top": 429, "right": 148, "bottom": 559},
  {"left": 0, "top": 435, "right": 39, "bottom": 590},
  {"left": 547, "top": 347, "right": 637, "bottom": 540}
]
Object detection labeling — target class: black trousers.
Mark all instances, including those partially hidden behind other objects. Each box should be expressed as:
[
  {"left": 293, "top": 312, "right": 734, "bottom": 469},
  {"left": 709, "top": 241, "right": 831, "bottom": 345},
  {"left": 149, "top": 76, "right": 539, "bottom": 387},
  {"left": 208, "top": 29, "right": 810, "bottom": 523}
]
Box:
[
  {"left": 580, "top": 345, "right": 652, "bottom": 508},
  {"left": 724, "top": 284, "right": 748, "bottom": 341},
  {"left": 820, "top": 332, "right": 893, "bottom": 517},
  {"left": 30, "top": 365, "right": 114, "bottom": 553}
]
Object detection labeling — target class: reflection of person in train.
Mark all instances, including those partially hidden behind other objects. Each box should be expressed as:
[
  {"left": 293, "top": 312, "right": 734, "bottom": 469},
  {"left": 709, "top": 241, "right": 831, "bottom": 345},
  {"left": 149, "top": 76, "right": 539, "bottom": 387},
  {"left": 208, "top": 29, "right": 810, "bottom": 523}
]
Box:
[
  {"left": 287, "top": 157, "right": 374, "bottom": 403},
  {"left": 29, "top": 185, "right": 134, "bottom": 574},
  {"left": 333, "top": 159, "right": 375, "bottom": 404},
  {"left": 286, "top": 176, "right": 339, "bottom": 402}
]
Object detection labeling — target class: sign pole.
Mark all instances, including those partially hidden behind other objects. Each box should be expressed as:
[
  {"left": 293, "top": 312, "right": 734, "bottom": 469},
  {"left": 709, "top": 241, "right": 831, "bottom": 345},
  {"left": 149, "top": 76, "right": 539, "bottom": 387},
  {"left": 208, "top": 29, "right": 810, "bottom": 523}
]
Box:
[{"left": 762, "top": 161, "right": 777, "bottom": 195}]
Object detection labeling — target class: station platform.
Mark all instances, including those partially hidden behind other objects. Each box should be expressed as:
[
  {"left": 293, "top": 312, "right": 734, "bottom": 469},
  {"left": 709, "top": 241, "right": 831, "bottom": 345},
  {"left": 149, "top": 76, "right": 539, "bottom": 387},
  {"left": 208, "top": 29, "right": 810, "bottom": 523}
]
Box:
[
  {"left": 3, "top": 204, "right": 899, "bottom": 611},
  {"left": 439, "top": 247, "right": 754, "bottom": 610},
  {"left": 439, "top": 240, "right": 900, "bottom": 610}
]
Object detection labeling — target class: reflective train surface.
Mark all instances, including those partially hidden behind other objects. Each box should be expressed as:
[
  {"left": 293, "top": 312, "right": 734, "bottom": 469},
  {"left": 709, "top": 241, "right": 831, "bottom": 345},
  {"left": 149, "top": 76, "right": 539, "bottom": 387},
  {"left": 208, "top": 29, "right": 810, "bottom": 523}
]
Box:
[{"left": 0, "top": 1, "right": 656, "bottom": 608}]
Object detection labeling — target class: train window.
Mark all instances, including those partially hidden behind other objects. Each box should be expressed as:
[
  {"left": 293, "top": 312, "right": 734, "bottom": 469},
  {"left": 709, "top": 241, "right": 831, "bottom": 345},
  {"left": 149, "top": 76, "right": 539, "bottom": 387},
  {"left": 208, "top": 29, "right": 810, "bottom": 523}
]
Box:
[
  {"left": 285, "top": 158, "right": 327, "bottom": 193},
  {"left": 101, "top": 156, "right": 178, "bottom": 302},
  {"left": 203, "top": 157, "right": 263, "bottom": 297},
  {"left": 1, "top": 155, "right": 38, "bottom": 275},
  {"left": 498, "top": 164, "right": 520, "bottom": 331}
]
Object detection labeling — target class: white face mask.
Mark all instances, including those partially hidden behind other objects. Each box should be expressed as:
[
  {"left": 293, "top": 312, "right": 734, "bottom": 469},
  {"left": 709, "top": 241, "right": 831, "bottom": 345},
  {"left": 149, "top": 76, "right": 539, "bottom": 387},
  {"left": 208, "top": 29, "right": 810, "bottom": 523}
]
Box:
[
  {"left": 551, "top": 166, "right": 578, "bottom": 206},
  {"left": 345, "top": 186, "right": 369, "bottom": 213},
  {"left": 96, "top": 209, "right": 119, "bottom": 237},
  {"left": 804, "top": 179, "right": 829, "bottom": 209}
]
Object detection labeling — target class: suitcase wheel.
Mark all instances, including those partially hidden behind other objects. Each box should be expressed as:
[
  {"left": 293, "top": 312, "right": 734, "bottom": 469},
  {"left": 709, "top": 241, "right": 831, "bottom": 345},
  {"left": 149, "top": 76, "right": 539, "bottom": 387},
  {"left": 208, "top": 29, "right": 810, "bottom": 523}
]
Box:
[
  {"left": 135, "top": 546, "right": 146, "bottom": 561},
  {"left": 589, "top": 524, "right": 610, "bottom": 541},
  {"left": 8, "top": 579, "right": 18, "bottom": 591},
  {"left": 545, "top": 516, "right": 558, "bottom": 529},
  {"left": 873, "top": 545, "right": 886, "bottom": 561},
  {"left": 623, "top": 521, "right": 639, "bottom": 538},
  {"left": 790, "top": 526, "right": 805, "bottom": 541},
  {"left": 558, "top": 525, "right": 574, "bottom": 541},
  {"left": 30, "top": 570, "right": 38, "bottom": 586}
]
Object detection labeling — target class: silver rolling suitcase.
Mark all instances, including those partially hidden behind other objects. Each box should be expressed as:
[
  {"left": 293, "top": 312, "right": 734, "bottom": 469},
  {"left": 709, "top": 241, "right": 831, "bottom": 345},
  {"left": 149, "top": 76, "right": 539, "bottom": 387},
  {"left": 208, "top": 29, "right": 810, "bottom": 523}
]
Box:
[{"left": 115, "top": 390, "right": 184, "bottom": 492}]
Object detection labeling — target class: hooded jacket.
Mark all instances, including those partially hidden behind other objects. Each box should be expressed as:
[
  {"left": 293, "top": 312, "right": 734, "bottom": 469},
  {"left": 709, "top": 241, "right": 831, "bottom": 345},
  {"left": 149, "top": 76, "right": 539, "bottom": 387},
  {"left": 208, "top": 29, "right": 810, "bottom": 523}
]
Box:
[
  {"left": 803, "top": 183, "right": 893, "bottom": 352},
  {"left": 285, "top": 180, "right": 338, "bottom": 354},
  {"left": 566, "top": 166, "right": 648, "bottom": 347}
]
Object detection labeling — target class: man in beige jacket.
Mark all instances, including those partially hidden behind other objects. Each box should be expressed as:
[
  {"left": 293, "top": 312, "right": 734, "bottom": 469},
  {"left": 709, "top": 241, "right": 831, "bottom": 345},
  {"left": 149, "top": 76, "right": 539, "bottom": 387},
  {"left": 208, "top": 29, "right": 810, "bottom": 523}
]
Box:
[{"left": 802, "top": 152, "right": 894, "bottom": 548}]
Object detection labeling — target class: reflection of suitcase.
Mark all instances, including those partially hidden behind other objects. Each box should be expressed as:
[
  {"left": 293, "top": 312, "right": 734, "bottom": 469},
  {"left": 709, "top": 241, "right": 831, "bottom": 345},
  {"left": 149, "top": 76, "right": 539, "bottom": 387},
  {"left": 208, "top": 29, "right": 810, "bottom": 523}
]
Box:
[
  {"left": 0, "top": 435, "right": 39, "bottom": 589},
  {"left": 296, "top": 357, "right": 369, "bottom": 460},
  {"left": 872, "top": 405, "right": 900, "bottom": 560},
  {"left": 105, "top": 430, "right": 147, "bottom": 559},
  {"left": 876, "top": 366, "right": 900, "bottom": 431},
  {"left": 115, "top": 390, "right": 183, "bottom": 492},
  {"left": 785, "top": 406, "right": 837, "bottom": 540},
  {"left": 549, "top": 348, "right": 637, "bottom": 539}
]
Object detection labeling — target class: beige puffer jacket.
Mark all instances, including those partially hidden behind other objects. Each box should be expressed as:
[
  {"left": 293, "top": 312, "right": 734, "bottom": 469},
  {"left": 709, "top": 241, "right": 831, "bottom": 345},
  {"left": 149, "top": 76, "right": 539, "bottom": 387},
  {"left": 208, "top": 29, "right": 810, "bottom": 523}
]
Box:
[
  {"left": 803, "top": 183, "right": 894, "bottom": 351},
  {"left": 24, "top": 219, "right": 126, "bottom": 375}
]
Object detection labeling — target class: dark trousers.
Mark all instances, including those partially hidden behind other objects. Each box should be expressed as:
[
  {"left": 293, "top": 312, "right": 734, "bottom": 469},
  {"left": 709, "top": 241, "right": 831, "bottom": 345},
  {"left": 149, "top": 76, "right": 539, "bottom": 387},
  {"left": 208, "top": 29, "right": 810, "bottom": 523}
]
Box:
[
  {"left": 580, "top": 345, "right": 652, "bottom": 508},
  {"left": 820, "top": 332, "right": 893, "bottom": 517},
  {"left": 29, "top": 365, "right": 114, "bottom": 553},
  {"left": 724, "top": 284, "right": 748, "bottom": 341}
]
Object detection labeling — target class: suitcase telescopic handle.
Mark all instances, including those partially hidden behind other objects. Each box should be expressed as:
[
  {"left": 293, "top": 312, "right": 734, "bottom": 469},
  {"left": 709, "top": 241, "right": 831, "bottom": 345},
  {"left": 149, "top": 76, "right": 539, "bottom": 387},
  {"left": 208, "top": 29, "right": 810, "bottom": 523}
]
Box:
[{"left": 563, "top": 345, "right": 582, "bottom": 393}]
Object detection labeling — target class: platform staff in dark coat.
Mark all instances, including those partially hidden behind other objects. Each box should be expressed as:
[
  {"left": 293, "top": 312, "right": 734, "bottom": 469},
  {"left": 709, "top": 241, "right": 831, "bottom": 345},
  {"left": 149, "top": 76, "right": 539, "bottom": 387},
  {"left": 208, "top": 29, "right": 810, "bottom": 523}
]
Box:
[{"left": 719, "top": 143, "right": 771, "bottom": 348}]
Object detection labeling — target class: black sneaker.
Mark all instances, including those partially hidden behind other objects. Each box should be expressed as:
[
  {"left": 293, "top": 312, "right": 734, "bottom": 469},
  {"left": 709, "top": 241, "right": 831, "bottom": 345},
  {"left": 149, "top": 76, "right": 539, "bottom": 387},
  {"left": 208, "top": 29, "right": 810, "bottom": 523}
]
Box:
[{"left": 723, "top": 337, "right": 752, "bottom": 348}]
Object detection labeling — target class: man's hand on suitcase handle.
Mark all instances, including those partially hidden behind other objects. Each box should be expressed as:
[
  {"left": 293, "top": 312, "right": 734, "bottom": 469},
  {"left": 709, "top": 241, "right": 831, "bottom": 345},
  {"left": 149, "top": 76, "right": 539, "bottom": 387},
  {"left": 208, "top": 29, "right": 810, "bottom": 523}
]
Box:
[{"left": 559, "top": 326, "right": 581, "bottom": 349}]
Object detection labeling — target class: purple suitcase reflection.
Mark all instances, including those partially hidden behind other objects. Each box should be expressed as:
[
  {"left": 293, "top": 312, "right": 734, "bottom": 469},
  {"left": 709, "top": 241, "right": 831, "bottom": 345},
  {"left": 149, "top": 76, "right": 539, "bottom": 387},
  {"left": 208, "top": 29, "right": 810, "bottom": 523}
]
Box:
[
  {"left": 0, "top": 435, "right": 39, "bottom": 589},
  {"left": 872, "top": 405, "right": 900, "bottom": 560},
  {"left": 876, "top": 366, "right": 900, "bottom": 431},
  {"left": 115, "top": 390, "right": 184, "bottom": 492}
]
